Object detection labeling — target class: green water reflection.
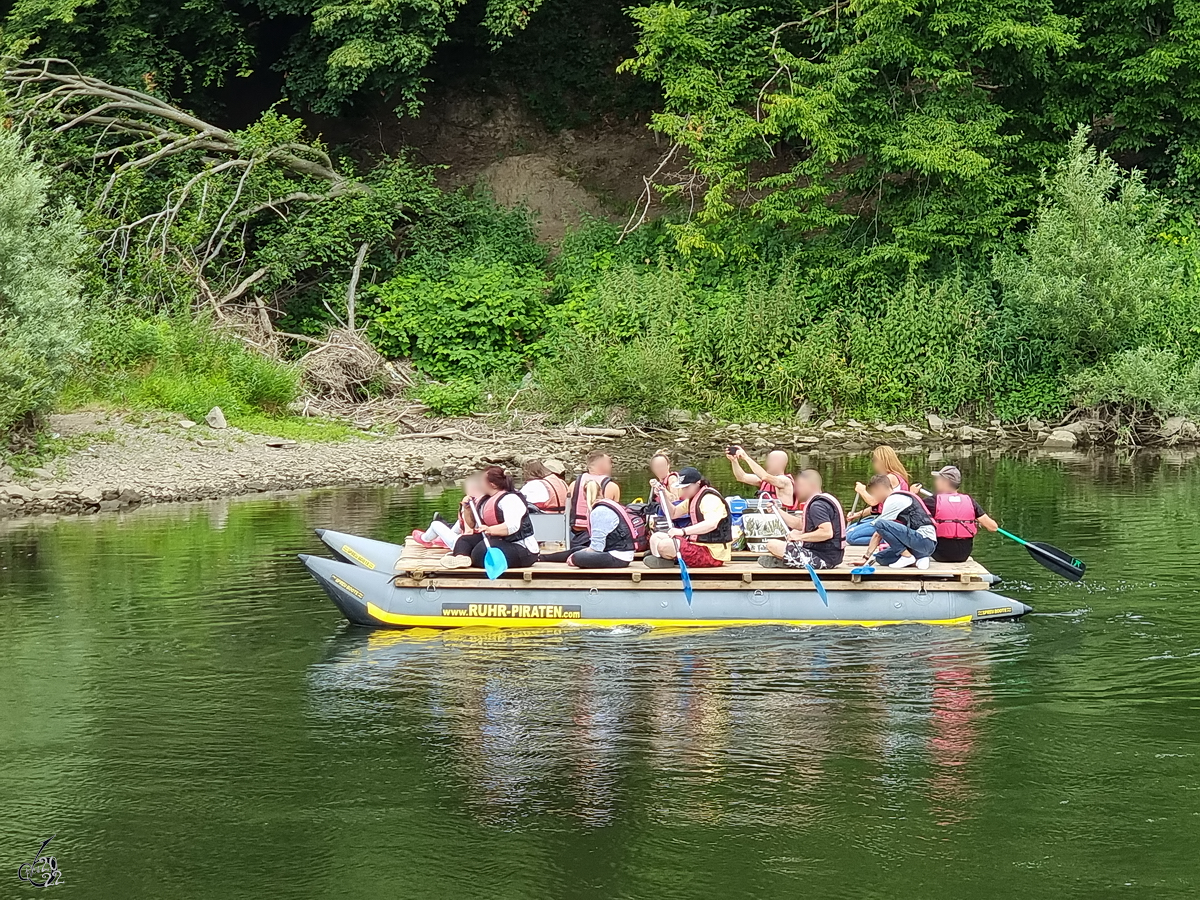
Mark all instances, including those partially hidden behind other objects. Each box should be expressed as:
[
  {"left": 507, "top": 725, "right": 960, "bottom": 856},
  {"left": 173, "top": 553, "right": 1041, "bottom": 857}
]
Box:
[{"left": 1, "top": 452, "right": 1198, "bottom": 898}]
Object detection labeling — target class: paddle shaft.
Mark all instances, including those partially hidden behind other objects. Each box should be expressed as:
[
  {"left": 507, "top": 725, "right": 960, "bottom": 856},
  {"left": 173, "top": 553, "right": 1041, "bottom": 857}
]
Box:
[
  {"left": 468, "top": 499, "right": 496, "bottom": 551},
  {"left": 660, "top": 486, "right": 694, "bottom": 603},
  {"left": 768, "top": 499, "right": 829, "bottom": 605}
]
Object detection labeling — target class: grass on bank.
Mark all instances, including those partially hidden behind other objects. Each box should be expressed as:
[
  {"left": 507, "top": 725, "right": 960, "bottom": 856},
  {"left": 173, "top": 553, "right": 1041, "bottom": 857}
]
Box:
[{"left": 60, "top": 313, "right": 361, "bottom": 443}]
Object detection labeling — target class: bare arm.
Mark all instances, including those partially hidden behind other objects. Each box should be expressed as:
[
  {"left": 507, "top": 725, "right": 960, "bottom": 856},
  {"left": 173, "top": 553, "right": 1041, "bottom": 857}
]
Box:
[
  {"left": 728, "top": 454, "right": 762, "bottom": 486},
  {"left": 738, "top": 450, "right": 790, "bottom": 489},
  {"left": 604, "top": 481, "right": 621, "bottom": 502},
  {"left": 978, "top": 514, "right": 999, "bottom": 532}
]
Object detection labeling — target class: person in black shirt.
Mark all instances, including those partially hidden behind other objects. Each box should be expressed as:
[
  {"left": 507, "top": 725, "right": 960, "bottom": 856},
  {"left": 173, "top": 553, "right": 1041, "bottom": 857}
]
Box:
[
  {"left": 913, "top": 465, "right": 999, "bottom": 563},
  {"left": 759, "top": 469, "right": 847, "bottom": 569}
]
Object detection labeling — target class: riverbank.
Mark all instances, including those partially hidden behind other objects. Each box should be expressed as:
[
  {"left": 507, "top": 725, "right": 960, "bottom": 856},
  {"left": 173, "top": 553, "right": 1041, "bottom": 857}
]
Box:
[{"left": 3, "top": 408, "right": 1199, "bottom": 519}]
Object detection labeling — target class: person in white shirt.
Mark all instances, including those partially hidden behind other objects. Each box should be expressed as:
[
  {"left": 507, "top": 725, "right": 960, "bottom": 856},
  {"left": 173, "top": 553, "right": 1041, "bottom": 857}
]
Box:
[
  {"left": 440, "top": 466, "right": 539, "bottom": 569},
  {"left": 857, "top": 475, "right": 937, "bottom": 570}
]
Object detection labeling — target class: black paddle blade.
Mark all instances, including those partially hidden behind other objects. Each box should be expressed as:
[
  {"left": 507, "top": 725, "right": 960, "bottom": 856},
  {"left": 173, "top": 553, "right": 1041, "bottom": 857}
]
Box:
[{"left": 1026, "top": 541, "right": 1086, "bottom": 582}]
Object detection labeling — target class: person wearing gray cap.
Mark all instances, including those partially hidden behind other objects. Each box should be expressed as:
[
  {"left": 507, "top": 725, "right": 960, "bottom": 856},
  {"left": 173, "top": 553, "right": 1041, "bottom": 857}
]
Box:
[{"left": 912, "top": 465, "right": 999, "bottom": 563}]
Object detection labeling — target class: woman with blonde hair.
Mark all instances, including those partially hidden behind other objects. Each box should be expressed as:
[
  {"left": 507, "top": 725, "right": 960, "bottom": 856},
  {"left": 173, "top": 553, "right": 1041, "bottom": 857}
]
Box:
[{"left": 845, "top": 446, "right": 912, "bottom": 545}]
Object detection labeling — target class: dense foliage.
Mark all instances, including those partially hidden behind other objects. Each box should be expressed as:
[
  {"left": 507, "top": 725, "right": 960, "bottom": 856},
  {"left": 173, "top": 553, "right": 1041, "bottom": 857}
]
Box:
[
  {"left": 0, "top": 126, "right": 84, "bottom": 433},
  {"left": 6, "top": 0, "right": 1200, "bottom": 434}
]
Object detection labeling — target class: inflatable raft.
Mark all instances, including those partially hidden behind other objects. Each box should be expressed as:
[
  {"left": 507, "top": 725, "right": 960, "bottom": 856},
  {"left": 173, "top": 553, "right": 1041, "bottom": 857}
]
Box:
[{"left": 300, "top": 529, "right": 1031, "bottom": 629}]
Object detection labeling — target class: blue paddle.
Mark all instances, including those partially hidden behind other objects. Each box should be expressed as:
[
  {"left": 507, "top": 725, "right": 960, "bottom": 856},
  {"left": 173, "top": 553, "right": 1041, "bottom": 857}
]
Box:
[
  {"left": 674, "top": 538, "right": 694, "bottom": 605},
  {"left": 658, "top": 486, "right": 693, "bottom": 605},
  {"left": 469, "top": 499, "right": 509, "bottom": 580},
  {"left": 769, "top": 499, "right": 829, "bottom": 606}
]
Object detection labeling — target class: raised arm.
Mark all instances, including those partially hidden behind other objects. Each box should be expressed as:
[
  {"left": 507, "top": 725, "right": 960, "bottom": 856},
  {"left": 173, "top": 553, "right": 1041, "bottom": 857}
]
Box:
[
  {"left": 738, "top": 449, "right": 790, "bottom": 489},
  {"left": 727, "top": 452, "right": 762, "bottom": 487}
]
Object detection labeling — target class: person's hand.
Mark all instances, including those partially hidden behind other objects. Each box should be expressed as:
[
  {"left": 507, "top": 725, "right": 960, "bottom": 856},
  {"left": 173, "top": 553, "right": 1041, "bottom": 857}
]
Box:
[
  {"left": 668, "top": 527, "right": 685, "bottom": 539},
  {"left": 855, "top": 481, "right": 865, "bottom": 492},
  {"left": 566, "top": 554, "right": 577, "bottom": 567},
  {"left": 736, "top": 447, "right": 749, "bottom": 460},
  {"left": 725, "top": 451, "right": 737, "bottom": 461},
  {"left": 788, "top": 529, "right": 803, "bottom": 541},
  {"left": 911, "top": 482, "right": 923, "bottom": 495}
]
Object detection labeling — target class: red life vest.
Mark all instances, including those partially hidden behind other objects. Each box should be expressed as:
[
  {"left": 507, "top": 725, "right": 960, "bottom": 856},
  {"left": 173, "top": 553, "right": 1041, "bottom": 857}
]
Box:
[
  {"left": 687, "top": 486, "right": 733, "bottom": 545},
  {"left": 528, "top": 474, "right": 568, "bottom": 512},
  {"left": 932, "top": 492, "right": 979, "bottom": 539},
  {"left": 800, "top": 492, "right": 848, "bottom": 549},
  {"left": 759, "top": 475, "right": 800, "bottom": 511},
  {"left": 570, "top": 473, "right": 613, "bottom": 531},
  {"left": 478, "top": 491, "right": 535, "bottom": 541}
]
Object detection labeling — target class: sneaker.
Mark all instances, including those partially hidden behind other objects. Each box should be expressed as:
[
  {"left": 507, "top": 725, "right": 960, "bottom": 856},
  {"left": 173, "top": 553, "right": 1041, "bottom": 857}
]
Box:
[
  {"left": 888, "top": 555, "right": 916, "bottom": 570},
  {"left": 410, "top": 530, "right": 436, "bottom": 548},
  {"left": 439, "top": 555, "right": 473, "bottom": 569},
  {"left": 915, "top": 556, "right": 930, "bottom": 570},
  {"left": 757, "top": 554, "right": 786, "bottom": 568},
  {"left": 643, "top": 555, "right": 676, "bottom": 569}
]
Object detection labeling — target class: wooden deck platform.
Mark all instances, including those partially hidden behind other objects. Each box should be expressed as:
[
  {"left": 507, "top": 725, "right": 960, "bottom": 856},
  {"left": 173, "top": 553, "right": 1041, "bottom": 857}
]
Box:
[{"left": 395, "top": 541, "right": 996, "bottom": 593}]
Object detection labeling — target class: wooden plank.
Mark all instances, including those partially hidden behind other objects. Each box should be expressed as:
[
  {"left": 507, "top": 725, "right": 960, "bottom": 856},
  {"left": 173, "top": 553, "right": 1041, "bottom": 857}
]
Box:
[
  {"left": 402, "top": 560, "right": 985, "bottom": 581},
  {"left": 395, "top": 576, "right": 978, "bottom": 593}
]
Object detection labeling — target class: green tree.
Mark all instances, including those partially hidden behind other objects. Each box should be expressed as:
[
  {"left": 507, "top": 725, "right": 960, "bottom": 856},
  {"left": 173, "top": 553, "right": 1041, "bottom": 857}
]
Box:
[{"left": 0, "top": 126, "right": 85, "bottom": 433}]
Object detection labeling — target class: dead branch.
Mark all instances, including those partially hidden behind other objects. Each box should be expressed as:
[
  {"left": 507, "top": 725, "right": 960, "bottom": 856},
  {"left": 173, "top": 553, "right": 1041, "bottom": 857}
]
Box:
[{"left": 346, "top": 242, "right": 370, "bottom": 332}]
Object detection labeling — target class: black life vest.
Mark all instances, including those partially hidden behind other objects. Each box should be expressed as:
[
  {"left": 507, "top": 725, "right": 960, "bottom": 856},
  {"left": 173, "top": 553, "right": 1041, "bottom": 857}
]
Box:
[
  {"left": 589, "top": 499, "right": 648, "bottom": 553},
  {"left": 892, "top": 490, "right": 934, "bottom": 532},
  {"left": 478, "top": 490, "right": 534, "bottom": 542},
  {"left": 687, "top": 485, "right": 733, "bottom": 545}
]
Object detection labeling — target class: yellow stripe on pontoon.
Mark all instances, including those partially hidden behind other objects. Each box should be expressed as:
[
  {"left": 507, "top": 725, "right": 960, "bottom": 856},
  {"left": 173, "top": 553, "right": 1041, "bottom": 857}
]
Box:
[{"left": 365, "top": 602, "right": 972, "bottom": 629}]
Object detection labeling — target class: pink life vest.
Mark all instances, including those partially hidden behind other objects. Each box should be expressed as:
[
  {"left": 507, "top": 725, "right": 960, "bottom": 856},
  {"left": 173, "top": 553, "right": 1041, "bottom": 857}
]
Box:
[
  {"left": 933, "top": 492, "right": 979, "bottom": 539},
  {"left": 570, "top": 472, "right": 613, "bottom": 532},
  {"left": 589, "top": 498, "right": 649, "bottom": 553},
  {"left": 528, "top": 474, "right": 568, "bottom": 512},
  {"left": 801, "top": 492, "right": 848, "bottom": 549}
]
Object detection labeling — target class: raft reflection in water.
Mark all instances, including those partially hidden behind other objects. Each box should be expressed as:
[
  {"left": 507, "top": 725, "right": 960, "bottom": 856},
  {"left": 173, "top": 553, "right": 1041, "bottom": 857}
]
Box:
[{"left": 307, "top": 624, "right": 1024, "bottom": 830}]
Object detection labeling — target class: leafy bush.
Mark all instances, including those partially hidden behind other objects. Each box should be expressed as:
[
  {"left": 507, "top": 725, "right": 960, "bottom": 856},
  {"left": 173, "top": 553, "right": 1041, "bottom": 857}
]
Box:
[
  {"left": 992, "top": 128, "right": 1174, "bottom": 375},
  {"left": 1068, "top": 347, "right": 1200, "bottom": 416},
  {"left": 415, "top": 380, "right": 484, "bottom": 417},
  {"left": 0, "top": 127, "right": 85, "bottom": 434},
  {"left": 367, "top": 258, "right": 550, "bottom": 378}
]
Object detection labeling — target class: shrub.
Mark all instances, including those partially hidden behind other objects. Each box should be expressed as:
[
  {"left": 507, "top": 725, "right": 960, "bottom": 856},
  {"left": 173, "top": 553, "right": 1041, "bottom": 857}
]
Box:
[
  {"left": 415, "top": 379, "right": 484, "bottom": 417},
  {"left": 1068, "top": 347, "right": 1200, "bottom": 417},
  {"left": 992, "top": 128, "right": 1174, "bottom": 375},
  {"left": 0, "top": 127, "right": 85, "bottom": 433},
  {"left": 367, "top": 258, "right": 551, "bottom": 378}
]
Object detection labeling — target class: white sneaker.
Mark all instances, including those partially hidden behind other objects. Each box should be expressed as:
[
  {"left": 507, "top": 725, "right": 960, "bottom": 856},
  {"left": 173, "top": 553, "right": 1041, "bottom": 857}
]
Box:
[
  {"left": 915, "top": 556, "right": 930, "bottom": 570},
  {"left": 439, "top": 554, "right": 473, "bottom": 569},
  {"left": 888, "top": 556, "right": 916, "bottom": 569}
]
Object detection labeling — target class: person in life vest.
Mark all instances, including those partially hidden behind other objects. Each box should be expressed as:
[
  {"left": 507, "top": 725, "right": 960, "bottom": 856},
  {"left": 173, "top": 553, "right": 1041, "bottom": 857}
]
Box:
[
  {"left": 519, "top": 459, "right": 568, "bottom": 513},
  {"left": 567, "top": 497, "right": 641, "bottom": 569},
  {"left": 911, "top": 465, "right": 999, "bottom": 563},
  {"left": 566, "top": 450, "right": 621, "bottom": 539},
  {"left": 440, "top": 466, "right": 539, "bottom": 569},
  {"left": 648, "top": 451, "right": 681, "bottom": 513},
  {"left": 539, "top": 450, "right": 623, "bottom": 562},
  {"left": 411, "top": 474, "right": 484, "bottom": 548},
  {"left": 727, "top": 447, "right": 799, "bottom": 510},
  {"left": 758, "top": 469, "right": 847, "bottom": 569},
  {"left": 645, "top": 466, "right": 732, "bottom": 568},
  {"left": 857, "top": 474, "right": 937, "bottom": 570},
  {"left": 846, "top": 445, "right": 912, "bottom": 544}
]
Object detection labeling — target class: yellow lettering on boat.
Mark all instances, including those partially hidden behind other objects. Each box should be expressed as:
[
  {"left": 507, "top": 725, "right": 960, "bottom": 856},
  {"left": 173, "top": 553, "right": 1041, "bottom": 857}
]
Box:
[
  {"left": 340, "top": 545, "right": 376, "bottom": 570},
  {"left": 976, "top": 606, "right": 1013, "bottom": 617},
  {"left": 441, "top": 603, "right": 582, "bottom": 619},
  {"left": 331, "top": 575, "right": 364, "bottom": 599}
]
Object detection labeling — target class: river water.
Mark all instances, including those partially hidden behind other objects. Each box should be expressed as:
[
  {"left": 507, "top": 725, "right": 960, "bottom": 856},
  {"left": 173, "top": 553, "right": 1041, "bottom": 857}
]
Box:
[{"left": 1, "top": 451, "right": 1198, "bottom": 898}]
